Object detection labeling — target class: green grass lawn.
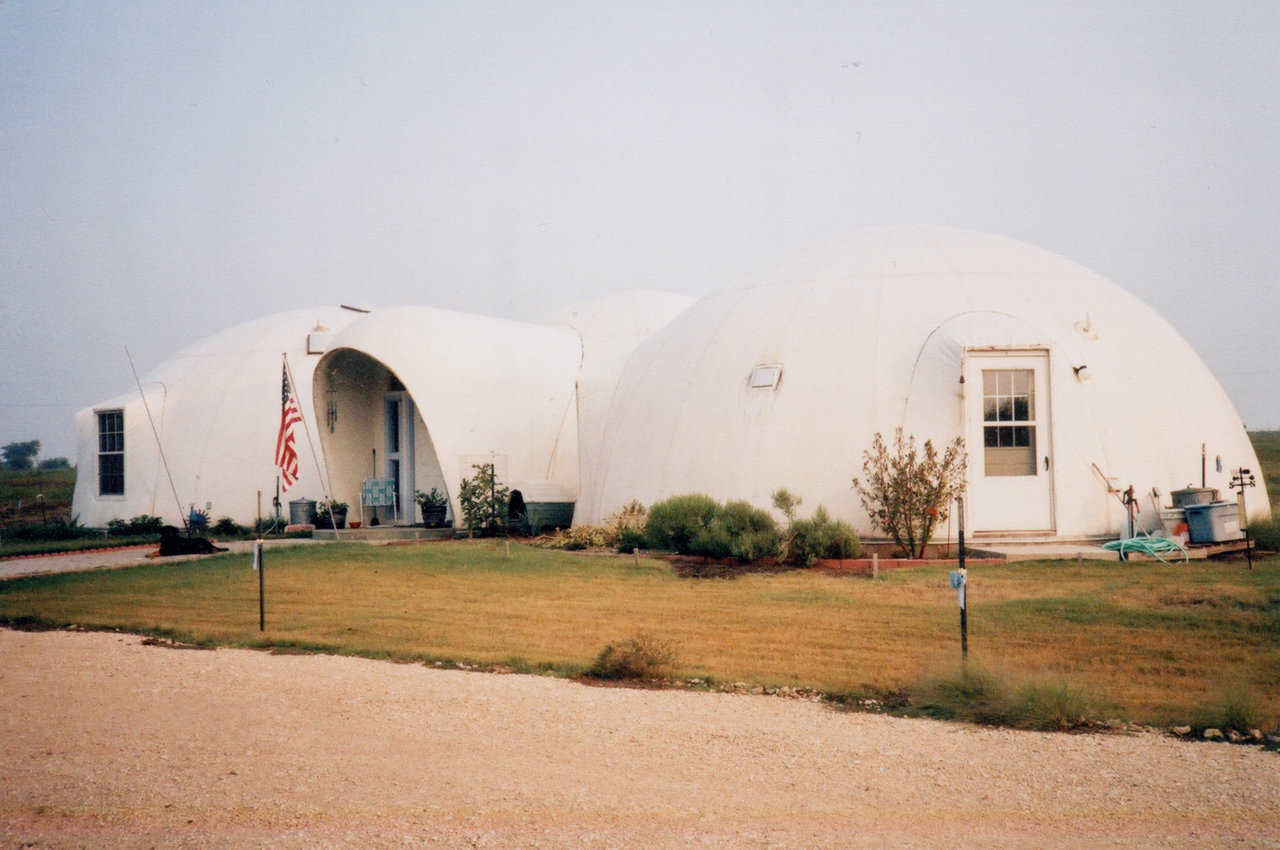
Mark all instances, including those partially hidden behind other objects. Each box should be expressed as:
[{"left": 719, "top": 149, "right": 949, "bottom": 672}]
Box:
[
  {"left": 0, "top": 468, "right": 76, "bottom": 525},
  {"left": 1249, "top": 430, "right": 1279, "bottom": 512},
  {"left": 2, "top": 539, "right": 1276, "bottom": 731}
]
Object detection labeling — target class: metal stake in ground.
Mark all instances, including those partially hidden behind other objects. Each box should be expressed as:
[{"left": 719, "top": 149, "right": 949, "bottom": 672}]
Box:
[{"left": 253, "top": 540, "right": 265, "bottom": 631}]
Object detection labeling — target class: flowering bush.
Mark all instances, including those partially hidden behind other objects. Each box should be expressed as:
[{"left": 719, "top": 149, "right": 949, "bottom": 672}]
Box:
[{"left": 852, "top": 429, "right": 966, "bottom": 558}]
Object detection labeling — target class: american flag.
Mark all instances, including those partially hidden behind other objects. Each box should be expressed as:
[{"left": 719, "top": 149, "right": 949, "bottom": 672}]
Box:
[{"left": 275, "top": 364, "right": 302, "bottom": 491}]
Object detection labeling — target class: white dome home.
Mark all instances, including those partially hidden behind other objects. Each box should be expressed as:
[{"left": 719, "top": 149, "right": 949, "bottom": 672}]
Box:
[
  {"left": 579, "top": 226, "right": 1269, "bottom": 540},
  {"left": 72, "top": 227, "right": 1268, "bottom": 546}
]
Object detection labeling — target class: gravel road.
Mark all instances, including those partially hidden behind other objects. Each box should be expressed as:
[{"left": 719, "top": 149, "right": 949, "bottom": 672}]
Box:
[{"left": 1, "top": 629, "right": 1276, "bottom": 848}]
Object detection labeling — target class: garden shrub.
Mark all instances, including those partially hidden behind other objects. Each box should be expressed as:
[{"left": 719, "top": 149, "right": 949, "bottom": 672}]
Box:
[
  {"left": 106, "top": 514, "right": 164, "bottom": 537},
  {"left": 1249, "top": 517, "right": 1279, "bottom": 551},
  {"left": 587, "top": 632, "right": 678, "bottom": 680},
  {"left": 606, "top": 500, "right": 647, "bottom": 535},
  {"left": 852, "top": 429, "right": 966, "bottom": 558},
  {"left": 210, "top": 517, "right": 248, "bottom": 537},
  {"left": 458, "top": 462, "right": 510, "bottom": 536},
  {"left": 720, "top": 500, "right": 778, "bottom": 537},
  {"left": 616, "top": 527, "right": 648, "bottom": 553},
  {"left": 687, "top": 521, "right": 735, "bottom": 559},
  {"left": 781, "top": 506, "right": 860, "bottom": 566},
  {"left": 644, "top": 494, "right": 720, "bottom": 552},
  {"left": 730, "top": 529, "right": 780, "bottom": 563}
]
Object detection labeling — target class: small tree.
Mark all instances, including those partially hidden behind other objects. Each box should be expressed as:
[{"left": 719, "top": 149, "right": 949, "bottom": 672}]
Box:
[
  {"left": 770, "top": 488, "right": 802, "bottom": 522},
  {"left": 852, "top": 429, "right": 966, "bottom": 558},
  {"left": 458, "top": 462, "right": 510, "bottom": 536},
  {"left": 2, "top": 440, "right": 40, "bottom": 471}
]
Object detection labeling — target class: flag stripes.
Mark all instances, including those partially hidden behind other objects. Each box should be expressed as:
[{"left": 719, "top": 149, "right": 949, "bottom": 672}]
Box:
[{"left": 275, "top": 364, "right": 302, "bottom": 490}]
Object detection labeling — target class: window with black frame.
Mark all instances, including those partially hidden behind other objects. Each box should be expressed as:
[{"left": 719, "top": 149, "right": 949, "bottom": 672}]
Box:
[{"left": 97, "top": 409, "right": 124, "bottom": 495}]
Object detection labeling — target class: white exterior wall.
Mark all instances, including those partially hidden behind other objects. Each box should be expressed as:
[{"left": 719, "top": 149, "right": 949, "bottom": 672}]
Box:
[
  {"left": 71, "top": 307, "right": 360, "bottom": 527},
  {"left": 544, "top": 289, "right": 696, "bottom": 523}
]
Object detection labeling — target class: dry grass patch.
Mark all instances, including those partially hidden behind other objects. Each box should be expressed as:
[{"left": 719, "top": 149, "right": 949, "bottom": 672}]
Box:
[{"left": 1, "top": 540, "right": 1277, "bottom": 729}]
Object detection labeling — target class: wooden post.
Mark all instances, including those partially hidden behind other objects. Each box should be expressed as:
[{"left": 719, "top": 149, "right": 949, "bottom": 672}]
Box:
[
  {"left": 633, "top": 547, "right": 640, "bottom": 567},
  {"left": 871, "top": 552, "right": 879, "bottom": 580},
  {"left": 256, "top": 490, "right": 261, "bottom": 537}
]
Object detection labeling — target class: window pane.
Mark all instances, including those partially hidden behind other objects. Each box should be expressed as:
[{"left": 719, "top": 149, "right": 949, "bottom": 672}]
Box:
[
  {"left": 1013, "top": 370, "right": 1032, "bottom": 395},
  {"left": 983, "top": 398, "right": 997, "bottom": 421},
  {"left": 984, "top": 426, "right": 998, "bottom": 448},
  {"left": 982, "top": 371, "right": 996, "bottom": 394},
  {"left": 387, "top": 401, "right": 400, "bottom": 453},
  {"left": 1013, "top": 396, "right": 1029, "bottom": 421},
  {"left": 997, "top": 398, "right": 1012, "bottom": 421},
  {"left": 1013, "top": 426, "right": 1029, "bottom": 447},
  {"left": 99, "top": 453, "right": 124, "bottom": 495},
  {"left": 998, "top": 372, "right": 1012, "bottom": 395}
]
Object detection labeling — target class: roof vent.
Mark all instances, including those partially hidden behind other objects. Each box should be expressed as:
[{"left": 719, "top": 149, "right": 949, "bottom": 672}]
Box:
[{"left": 748, "top": 364, "right": 782, "bottom": 390}]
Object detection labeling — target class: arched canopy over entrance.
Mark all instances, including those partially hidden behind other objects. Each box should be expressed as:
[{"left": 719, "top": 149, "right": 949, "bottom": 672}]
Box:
[{"left": 312, "top": 307, "right": 581, "bottom": 527}]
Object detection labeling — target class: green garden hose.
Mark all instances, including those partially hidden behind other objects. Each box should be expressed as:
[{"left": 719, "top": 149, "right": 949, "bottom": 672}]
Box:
[{"left": 1102, "top": 533, "right": 1189, "bottom": 564}]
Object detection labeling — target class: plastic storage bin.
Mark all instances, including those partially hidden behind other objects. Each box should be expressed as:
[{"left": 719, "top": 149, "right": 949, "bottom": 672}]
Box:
[
  {"left": 1183, "top": 501, "right": 1243, "bottom": 544},
  {"left": 1171, "top": 487, "right": 1218, "bottom": 508},
  {"left": 1158, "top": 507, "right": 1189, "bottom": 545}
]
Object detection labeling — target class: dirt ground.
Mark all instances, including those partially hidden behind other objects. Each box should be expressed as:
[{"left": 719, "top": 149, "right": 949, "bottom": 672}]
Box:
[{"left": 1, "top": 629, "right": 1276, "bottom": 848}]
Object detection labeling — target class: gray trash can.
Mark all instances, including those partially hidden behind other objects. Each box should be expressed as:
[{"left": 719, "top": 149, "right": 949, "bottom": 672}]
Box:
[
  {"left": 288, "top": 499, "right": 317, "bottom": 526},
  {"left": 1183, "top": 501, "right": 1243, "bottom": 543}
]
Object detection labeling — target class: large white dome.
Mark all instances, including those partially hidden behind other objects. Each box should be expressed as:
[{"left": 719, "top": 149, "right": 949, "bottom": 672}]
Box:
[{"left": 582, "top": 227, "right": 1268, "bottom": 538}]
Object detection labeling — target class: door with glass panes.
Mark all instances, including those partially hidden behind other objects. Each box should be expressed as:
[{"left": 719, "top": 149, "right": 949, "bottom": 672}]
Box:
[{"left": 964, "top": 351, "right": 1055, "bottom": 532}]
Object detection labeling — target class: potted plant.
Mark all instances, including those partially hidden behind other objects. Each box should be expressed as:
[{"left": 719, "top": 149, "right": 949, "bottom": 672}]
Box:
[
  {"left": 312, "top": 500, "right": 348, "bottom": 530},
  {"left": 415, "top": 488, "right": 448, "bottom": 528}
]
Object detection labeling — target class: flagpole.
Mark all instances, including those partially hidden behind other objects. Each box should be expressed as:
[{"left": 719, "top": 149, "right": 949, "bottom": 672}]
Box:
[
  {"left": 281, "top": 352, "right": 337, "bottom": 530},
  {"left": 126, "top": 346, "right": 189, "bottom": 534}
]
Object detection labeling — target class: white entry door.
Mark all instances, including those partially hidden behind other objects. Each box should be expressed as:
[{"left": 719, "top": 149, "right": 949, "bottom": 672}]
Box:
[
  {"left": 965, "top": 351, "right": 1055, "bottom": 533},
  {"left": 384, "top": 393, "right": 416, "bottom": 525}
]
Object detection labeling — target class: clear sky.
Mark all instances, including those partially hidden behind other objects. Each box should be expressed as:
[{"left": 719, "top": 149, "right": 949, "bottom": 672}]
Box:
[{"left": 2, "top": 1, "right": 1277, "bottom": 459}]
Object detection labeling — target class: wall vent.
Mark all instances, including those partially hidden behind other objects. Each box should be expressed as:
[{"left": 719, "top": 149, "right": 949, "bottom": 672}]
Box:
[{"left": 748, "top": 364, "right": 782, "bottom": 389}]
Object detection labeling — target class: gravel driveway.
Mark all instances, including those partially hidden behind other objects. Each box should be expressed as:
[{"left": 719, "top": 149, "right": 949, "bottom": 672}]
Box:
[
  {"left": 1, "top": 629, "right": 1276, "bottom": 848},
  {"left": 0, "top": 538, "right": 324, "bottom": 581}
]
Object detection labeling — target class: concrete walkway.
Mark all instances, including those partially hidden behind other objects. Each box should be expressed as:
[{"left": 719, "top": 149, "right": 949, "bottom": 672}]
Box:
[{"left": 0, "top": 538, "right": 327, "bottom": 581}]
